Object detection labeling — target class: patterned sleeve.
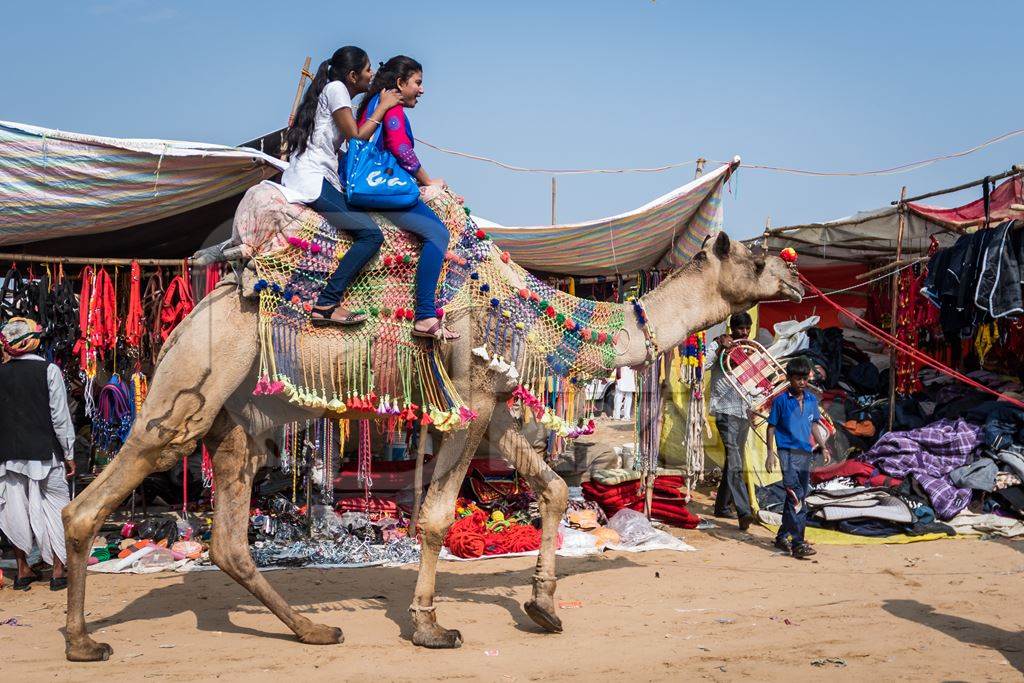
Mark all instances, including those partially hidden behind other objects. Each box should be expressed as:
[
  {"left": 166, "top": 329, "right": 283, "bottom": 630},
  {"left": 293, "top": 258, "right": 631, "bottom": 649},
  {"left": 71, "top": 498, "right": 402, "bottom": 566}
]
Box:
[{"left": 382, "top": 105, "right": 421, "bottom": 174}]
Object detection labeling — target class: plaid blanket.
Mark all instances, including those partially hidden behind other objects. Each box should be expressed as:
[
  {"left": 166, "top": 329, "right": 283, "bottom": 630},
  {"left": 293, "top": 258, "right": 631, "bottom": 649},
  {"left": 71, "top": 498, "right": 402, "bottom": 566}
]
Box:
[{"left": 860, "top": 418, "right": 982, "bottom": 520}]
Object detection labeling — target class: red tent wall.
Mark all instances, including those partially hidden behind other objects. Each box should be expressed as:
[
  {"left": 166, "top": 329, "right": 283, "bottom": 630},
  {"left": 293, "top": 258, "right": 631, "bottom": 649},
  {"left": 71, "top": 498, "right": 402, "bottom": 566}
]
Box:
[{"left": 758, "top": 263, "right": 868, "bottom": 334}]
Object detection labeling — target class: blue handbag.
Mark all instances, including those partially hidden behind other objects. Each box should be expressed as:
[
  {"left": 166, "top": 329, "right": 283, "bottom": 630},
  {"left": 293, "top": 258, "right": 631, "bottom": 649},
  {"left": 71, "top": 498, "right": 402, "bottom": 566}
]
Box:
[{"left": 343, "top": 103, "right": 419, "bottom": 210}]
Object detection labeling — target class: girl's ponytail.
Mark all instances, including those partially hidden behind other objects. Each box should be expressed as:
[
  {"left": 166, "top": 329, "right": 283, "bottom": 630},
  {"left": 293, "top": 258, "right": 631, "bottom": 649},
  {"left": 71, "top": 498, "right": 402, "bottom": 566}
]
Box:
[{"left": 284, "top": 46, "right": 369, "bottom": 158}]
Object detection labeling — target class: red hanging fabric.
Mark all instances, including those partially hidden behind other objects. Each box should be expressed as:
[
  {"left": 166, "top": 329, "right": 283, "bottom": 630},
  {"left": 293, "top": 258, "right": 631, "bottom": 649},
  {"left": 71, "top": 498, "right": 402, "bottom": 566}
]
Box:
[
  {"left": 74, "top": 266, "right": 94, "bottom": 373},
  {"left": 160, "top": 274, "right": 195, "bottom": 341},
  {"left": 799, "top": 274, "right": 1024, "bottom": 410},
  {"left": 204, "top": 263, "right": 221, "bottom": 296},
  {"left": 93, "top": 267, "right": 119, "bottom": 351},
  {"left": 124, "top": 261, "right": 144, "bottom": 348}
]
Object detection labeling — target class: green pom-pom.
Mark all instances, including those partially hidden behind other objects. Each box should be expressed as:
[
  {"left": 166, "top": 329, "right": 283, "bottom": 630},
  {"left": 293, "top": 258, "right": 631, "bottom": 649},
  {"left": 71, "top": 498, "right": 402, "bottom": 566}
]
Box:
[
  {"left": 369, "top": 306, "right": 380, "bottom": 316},
  {"left": 402, "top": 254, "right": 412, "bottom": 264},
  {"left": 555, "top": 313, "right": 566, "bottom": 324},
  {"left": 539, "top": 299, "right": 549, "bottom": 309}
]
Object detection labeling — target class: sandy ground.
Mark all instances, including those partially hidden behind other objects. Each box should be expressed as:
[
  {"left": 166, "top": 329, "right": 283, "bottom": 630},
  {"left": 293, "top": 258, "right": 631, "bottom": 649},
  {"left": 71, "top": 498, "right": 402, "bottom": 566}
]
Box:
[
  {"left": 3, "top": 418, "right": 1024, "bottom": 681},
  {"left": 2, "top": 503, "right": 1023, "bottom": 681}
]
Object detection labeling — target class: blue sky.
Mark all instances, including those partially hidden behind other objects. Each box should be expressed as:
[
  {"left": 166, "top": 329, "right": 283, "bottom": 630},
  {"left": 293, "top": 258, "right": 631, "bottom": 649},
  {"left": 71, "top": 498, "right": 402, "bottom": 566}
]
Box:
[{"left": 3, "top": 1, "right": 1022, "bottom": 238}]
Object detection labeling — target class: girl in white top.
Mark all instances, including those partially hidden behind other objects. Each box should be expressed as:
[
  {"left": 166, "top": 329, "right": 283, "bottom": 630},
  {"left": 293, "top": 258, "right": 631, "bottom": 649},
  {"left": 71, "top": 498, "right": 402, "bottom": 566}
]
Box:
[{"left": 279, "top": 46, "right": 402, "bottom": 326}]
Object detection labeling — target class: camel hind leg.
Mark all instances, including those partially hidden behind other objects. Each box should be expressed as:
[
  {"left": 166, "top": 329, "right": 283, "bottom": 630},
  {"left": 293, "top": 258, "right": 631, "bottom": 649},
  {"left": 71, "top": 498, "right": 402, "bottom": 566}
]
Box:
[
  {"left": 65, "top": 282, "right": 260, "bottom": 662},
  {"left": 207, "top": 416, "right": 343, "bottom": 645}
]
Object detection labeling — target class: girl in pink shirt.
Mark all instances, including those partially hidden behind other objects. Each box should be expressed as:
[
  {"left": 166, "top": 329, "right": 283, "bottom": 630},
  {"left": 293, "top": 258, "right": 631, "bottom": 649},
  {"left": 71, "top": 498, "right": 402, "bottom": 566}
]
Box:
[{"left": 354, "top": 56, "right": 457, "bottom": 340}]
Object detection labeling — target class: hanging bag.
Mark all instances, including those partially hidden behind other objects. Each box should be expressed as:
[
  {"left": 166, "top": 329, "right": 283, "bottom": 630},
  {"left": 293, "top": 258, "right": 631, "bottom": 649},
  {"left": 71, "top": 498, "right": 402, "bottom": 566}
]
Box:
[{"left": 343, "top": 96, "right": 419, "bottom": 210}]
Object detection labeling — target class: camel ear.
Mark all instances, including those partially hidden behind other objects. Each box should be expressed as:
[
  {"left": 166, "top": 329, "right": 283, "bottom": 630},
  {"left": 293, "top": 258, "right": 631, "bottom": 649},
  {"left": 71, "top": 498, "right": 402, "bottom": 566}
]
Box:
[{"left": 713, "top": 232, "right": 731, "bottom": 259}]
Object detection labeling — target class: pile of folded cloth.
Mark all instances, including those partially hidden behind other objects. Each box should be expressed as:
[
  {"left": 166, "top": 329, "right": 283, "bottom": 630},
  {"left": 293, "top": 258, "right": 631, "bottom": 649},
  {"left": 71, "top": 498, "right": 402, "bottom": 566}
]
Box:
[{"left": 582, "top": 468, "right": 700, "bottom": 528}]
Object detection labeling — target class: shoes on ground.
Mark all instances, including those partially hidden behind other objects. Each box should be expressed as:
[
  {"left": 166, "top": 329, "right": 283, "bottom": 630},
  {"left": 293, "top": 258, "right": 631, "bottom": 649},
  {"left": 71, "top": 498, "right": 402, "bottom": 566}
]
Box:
[{"left": 792, "top": 543, "right": 817, "bottom": 559}]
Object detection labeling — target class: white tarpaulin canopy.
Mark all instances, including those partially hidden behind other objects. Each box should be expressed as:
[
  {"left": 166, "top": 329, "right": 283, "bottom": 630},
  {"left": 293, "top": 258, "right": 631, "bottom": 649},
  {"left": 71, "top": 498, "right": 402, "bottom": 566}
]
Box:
[{"left": 0, "top": 120, "right": 285, "bottom": 249}]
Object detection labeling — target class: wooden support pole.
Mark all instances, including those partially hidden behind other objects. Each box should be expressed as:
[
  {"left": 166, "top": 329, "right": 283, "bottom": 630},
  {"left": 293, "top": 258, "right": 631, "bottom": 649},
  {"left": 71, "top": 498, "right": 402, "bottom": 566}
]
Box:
[
  {"left": 550, "top": 177, "right": 557, "bottom": 225},
  {"left": 280, "top": 56, "right": 312, "bottom": 160},
  {"left": 892, "top": 165, "right": 1022, "bottom": 205},
  {"left": 0, "top": 252, "right": 188, "bottom": 267},
  {"left": 887, "top": 186, "right": 907, "bottom": 432},
  {"left": 854, "top": 255, "right": 930, "bottom": 281}
]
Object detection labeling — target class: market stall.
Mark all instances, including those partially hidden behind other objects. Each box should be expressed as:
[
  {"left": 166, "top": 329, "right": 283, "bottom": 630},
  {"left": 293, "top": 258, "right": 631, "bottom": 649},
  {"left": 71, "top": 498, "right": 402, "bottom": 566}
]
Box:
[{"left": 730, "top": 168, "right": 1024, "bottom": 543}]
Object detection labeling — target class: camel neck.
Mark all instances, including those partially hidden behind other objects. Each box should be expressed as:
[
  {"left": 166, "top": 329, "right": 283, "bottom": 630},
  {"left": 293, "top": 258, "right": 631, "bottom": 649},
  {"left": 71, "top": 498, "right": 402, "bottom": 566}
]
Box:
[{"left": 613, "top": 266, "right": 732, "bottom": 368}]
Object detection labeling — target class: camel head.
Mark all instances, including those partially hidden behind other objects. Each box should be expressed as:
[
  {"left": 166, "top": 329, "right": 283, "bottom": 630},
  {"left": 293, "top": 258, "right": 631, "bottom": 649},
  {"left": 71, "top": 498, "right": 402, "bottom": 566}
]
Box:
[{"left": 692, "top": 232, "right": 804, "bottom": 310}]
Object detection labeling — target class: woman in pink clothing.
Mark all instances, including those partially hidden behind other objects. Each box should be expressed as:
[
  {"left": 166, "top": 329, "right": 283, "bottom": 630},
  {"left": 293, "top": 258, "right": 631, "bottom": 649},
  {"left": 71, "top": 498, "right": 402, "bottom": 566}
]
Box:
[{"left": 352, "top": 55, "right": 458, "bottom": 340}]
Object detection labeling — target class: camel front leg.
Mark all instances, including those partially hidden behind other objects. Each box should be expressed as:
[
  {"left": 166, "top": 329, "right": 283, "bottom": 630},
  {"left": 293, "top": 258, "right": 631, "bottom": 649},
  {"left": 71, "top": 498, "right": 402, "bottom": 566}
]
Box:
[
  {"left": 63, "top": 437, "right": 194, "bottom": 661},
  {"left": 208, "top": 418, "right": 343, "bottom": 645},
  {"left": 410, "top": 395, "right": 495, "bottom": 648},
  {"left": 65, "top": 282, "right": 259, "bottom": 662},
  {"left": 492, "top": 408, "right": 568, "bottom": 633}
]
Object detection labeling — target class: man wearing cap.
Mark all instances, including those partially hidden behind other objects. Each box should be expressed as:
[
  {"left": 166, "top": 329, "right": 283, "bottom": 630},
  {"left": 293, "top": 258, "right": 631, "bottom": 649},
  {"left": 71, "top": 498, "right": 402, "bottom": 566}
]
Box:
[{"left": 0, "top": 317, "right": 76, "bottom": 591}]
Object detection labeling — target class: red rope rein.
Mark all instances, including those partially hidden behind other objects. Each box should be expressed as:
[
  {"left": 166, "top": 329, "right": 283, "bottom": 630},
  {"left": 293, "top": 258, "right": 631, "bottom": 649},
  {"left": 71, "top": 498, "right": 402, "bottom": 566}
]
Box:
[{"left": 797, "top": 274, "right": 1024, "bottom": 411}]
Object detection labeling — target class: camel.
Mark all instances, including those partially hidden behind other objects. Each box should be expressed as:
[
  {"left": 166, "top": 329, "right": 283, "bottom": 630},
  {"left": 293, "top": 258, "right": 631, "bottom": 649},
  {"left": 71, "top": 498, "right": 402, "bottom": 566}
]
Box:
[{"left": 61, "top": 228, "right": 803, "bottom": 662}]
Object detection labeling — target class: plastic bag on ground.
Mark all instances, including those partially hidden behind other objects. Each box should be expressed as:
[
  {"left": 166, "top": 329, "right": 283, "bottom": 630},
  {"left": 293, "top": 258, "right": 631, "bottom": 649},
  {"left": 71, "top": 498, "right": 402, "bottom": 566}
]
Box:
[
  {"left": 558, "top": 525, "right": 601, "bottom": 555},
  {"left": 606, "top": 508, "right": 660, "bottom": 546},
  {"left": 134, "top": 546, "right": 177, "bottom": 571}
]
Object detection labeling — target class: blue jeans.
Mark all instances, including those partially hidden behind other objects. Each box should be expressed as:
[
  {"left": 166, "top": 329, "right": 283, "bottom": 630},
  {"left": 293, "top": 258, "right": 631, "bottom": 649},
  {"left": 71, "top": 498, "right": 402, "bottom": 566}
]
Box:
[
  {"left": 776, "top": 448, "right": 812, "bottom": 547},
  {"left": 376, "top": 200, "right": 449, "bottom": 320},
  {"left": 311, "top": 180, "right": 449, "bottom": 320},
  {"left": 310, "top": 179, "right": 384, "bottom": 309}
]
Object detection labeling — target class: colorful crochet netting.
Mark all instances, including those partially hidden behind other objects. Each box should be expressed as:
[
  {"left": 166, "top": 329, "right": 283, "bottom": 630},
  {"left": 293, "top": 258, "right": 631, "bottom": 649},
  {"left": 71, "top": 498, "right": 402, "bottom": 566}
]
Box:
[{"left": 246, "top": 184, "right": 626, "bottom": 438}]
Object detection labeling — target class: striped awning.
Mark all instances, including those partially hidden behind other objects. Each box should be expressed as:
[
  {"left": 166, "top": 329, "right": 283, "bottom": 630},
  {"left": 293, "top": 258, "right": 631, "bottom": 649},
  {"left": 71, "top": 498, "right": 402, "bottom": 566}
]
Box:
[
  {"left": 478, "top": 161, "right": 736, "bottom": 276},
  {"left": 0, "top": 120, "right": 285, "bottom": 247}
]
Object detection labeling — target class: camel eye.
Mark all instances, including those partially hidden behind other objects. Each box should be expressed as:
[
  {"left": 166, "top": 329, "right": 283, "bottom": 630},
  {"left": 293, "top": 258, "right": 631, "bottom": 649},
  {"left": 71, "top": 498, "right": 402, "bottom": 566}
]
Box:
[{"left": 754, "top": 260, "right": 766, "bottom": 275}]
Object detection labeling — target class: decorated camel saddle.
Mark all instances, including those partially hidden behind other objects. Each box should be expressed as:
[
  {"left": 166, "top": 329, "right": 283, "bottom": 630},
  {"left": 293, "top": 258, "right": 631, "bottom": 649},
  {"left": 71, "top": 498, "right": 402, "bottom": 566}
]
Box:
[{"left": 230, "top": 182, "right": 627, "bottom": 437}]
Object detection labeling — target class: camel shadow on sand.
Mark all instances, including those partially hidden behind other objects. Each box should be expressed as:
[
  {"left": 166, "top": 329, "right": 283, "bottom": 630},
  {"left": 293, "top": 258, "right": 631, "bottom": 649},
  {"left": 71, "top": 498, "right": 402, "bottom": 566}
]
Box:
[
  {"left": 882, "top": 599, "right": 1024, "bottom": 674},
  {"left": 90, "top": 554, "right": 643, "bottom": 643}
]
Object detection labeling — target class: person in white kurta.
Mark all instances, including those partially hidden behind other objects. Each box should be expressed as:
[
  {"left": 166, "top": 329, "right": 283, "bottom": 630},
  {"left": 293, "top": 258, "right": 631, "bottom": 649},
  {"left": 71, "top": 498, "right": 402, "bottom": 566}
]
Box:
[
  {"left": 0, "top": 318, "right": 75, "bottom": 591},
  {"left": 613, "top": 365, "right": 637, "bottom": 421}
]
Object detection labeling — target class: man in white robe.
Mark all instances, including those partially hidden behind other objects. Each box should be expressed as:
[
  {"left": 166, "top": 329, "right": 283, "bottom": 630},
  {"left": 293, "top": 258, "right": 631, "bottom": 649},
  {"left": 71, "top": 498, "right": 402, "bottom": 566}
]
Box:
[{"left": 0, "top": 317, "right": 76, "bottom": 591}]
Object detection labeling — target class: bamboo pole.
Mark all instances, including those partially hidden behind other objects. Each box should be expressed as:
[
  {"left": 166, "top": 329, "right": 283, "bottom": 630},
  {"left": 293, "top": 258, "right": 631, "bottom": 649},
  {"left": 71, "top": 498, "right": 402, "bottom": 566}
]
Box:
[
  {"left": 280, "top": 56, "right": 312, "bottom": 160},
  {"left": 0, "top": 252, "right": 188, "bottom": 267},
  {"left": 891, "top": 165, "right": 1022, "bottom": 205},
  {"left": 887, "top": 187, "right": 907, "bottom": 432},
  {"left": 854, "top": 255, "right": 930, "bottom": 281},
  {"left": 550, "top": 177, "right": 557, "bottom": 225}
]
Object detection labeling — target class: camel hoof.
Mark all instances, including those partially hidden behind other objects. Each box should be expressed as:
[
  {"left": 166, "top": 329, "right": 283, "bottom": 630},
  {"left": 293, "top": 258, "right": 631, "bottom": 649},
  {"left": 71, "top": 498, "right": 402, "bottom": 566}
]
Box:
[
  {"left": 524, "top": 600, "right": 563, "bottom": 633},
  {"left": 412, "top": 624, "right": 463, "bottom": 649},
  {"left": 66, "top": 639, "right": 114, "bottom": 662},
  {"left": 298, "top": 624, "right": 344, "bottom": 645}
]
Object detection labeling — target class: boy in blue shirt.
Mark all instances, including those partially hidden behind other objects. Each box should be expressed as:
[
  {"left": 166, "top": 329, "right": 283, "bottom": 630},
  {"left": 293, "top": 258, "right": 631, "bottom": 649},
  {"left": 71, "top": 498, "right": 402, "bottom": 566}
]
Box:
[{"left": 766, "top": 357, "right": 831, "bottom": 559}]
